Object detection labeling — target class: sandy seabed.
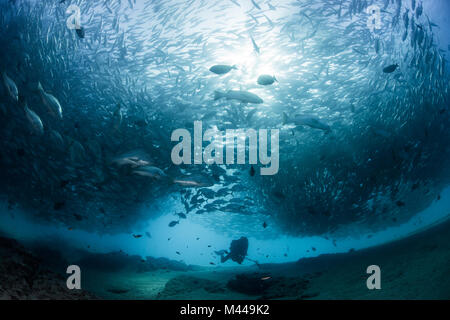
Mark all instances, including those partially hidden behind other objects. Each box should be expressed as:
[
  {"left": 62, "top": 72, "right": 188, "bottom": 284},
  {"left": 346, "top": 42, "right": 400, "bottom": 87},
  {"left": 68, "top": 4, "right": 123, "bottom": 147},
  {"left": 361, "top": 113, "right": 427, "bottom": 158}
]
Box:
[
  {"left": 1, "top": 219, "right": 449, "bottom": 300},
  {"left": 85, "top": 219, "right": 450, "bottom": 300}
]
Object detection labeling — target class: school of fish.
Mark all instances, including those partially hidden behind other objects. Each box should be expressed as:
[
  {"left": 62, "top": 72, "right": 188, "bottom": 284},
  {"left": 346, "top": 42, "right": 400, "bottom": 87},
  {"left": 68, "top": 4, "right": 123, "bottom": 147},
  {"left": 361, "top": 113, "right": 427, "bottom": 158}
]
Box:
[{"left": 0, "top": 0, "right": 449, "bottom": 239}]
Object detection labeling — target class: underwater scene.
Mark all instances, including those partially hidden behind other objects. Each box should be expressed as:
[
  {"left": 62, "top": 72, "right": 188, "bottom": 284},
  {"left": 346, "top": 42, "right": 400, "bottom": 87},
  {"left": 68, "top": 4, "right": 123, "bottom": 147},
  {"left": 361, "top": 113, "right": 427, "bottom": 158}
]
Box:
[{"left": 0, "top": 0, "right": 450, "bottom": 303}]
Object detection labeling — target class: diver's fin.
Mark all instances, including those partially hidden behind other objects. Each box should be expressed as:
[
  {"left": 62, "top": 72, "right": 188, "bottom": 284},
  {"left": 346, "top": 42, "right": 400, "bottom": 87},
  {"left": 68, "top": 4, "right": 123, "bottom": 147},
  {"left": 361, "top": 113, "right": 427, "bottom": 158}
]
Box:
[{"left": 245, "top": 257, "right": 261, "bottom": 268}]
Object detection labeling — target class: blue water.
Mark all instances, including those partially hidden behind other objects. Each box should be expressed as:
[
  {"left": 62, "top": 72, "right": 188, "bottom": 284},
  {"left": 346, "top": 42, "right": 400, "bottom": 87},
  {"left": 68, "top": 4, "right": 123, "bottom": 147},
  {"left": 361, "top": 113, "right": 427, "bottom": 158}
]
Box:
[
  {"left": 0, "top": 0, "right": 449, "bottom": 268},
  {"left": 1, "top": 185, "right": 449, "bottom": 266}
]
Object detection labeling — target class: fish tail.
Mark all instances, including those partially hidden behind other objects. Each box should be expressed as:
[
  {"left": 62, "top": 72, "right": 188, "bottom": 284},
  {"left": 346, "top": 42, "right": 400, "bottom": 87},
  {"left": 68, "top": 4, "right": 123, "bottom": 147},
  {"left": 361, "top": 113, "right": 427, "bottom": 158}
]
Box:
[
  {"left": 214, "top": 90, "right": 225, "bottom": 101},
  {"left": 232, "top": 65, "right": 238, "bottom": 70}
]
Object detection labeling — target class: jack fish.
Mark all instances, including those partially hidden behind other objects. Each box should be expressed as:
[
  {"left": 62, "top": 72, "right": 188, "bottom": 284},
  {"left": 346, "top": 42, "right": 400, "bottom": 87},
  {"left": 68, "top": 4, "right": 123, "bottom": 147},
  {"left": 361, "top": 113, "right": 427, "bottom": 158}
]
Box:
[{"left": 214, "top": 90, "right": 263, "bottom": 104}]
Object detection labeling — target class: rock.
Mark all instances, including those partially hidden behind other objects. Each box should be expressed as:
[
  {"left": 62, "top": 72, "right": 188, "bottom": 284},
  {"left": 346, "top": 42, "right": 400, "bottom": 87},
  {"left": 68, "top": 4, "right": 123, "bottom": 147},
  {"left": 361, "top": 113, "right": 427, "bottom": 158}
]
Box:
[
  {"left": 227, "top": 273, "right": 310, "bottom": 299},
  {"left": 157, "top": 276, "right": 224, "bottom": 298},
  {"left": 0, "top": 236, "right": 96, "bottom": 300},
  {"left": 227, "top": 273, "right": 270, "bottom": 296},
  {"left": 299, "top": 292, "right": 320, "bottom": 299},
  {"left": 106, "top": 287, "right": 130, "bottom": 295}
]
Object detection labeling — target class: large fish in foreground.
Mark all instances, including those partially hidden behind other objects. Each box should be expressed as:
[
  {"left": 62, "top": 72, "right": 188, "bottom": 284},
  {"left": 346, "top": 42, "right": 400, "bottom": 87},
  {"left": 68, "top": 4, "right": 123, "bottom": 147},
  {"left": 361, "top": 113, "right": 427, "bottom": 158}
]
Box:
[
  {"left": 132, "top": 165, "right": 167, "bottom": 179},
  {"left": 49, "top": 129, "right": 65, "bottom": 150},
  {"left": 214, "top": 90, "right": 263, "bottom": 104},
  {"left": 383, "top": 64, "right": 399, "bottom": 73},
  {"left": 37, "top": 82, "right": 63, "bottom": 119},
  {"left": 283, "top": 112, "right": 331, "bottom": 133},
  {"left": 257, "top": 75, "right": 277, "bottom": 86},
  {"left": 24, "top": 106, "right": 44, "bottom": 135},
  {"left": 69, "top": 140, "right": 87, "bottom": 165},
  {"left": 110, "top": 150, "right": 153, "bottom": 168},
  {"left": 209, "top": 65, "right": 237, "bottom": 75},
  {"left": 2, "top": 72, "right": 18, "bottom": 102}
]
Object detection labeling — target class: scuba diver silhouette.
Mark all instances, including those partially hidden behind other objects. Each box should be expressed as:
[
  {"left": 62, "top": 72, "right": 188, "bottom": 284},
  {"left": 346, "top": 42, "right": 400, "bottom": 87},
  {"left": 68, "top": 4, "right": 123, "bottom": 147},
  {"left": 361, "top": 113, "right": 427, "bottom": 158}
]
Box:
[{"left": 215, "top": 237, "right": 260, "bottom": 266}]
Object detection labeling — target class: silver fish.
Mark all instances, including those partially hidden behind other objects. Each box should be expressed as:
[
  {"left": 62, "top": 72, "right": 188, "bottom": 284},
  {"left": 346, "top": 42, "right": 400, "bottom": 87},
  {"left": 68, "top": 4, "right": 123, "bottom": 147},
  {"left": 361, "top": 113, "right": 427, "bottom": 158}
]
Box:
[
  {"left": 69, "top": 140, "right": 87, "bottom": 165},
  {"left": 214, "top": 90, "right": 263, "bottom": 104},
  {"left": 250, "top": 36, "right": 260, "bottom": 54},
  {"left": 133, "top": 166, "right": 167, "bottom": 179},
  {"left": 49, "top": 130, "right": 65, "bottom": 150},
  {"left": 24, "top": 106, "right": 44, "bottom": 135},
  {"left": 209, "top": 65, "right": 237, "bottom": 75},
  {"left": 112, "top": 103, "right": 122, "bottom": 130},
  {"left": 37, "top": 82, "right": 63, "bottom": 119},
  {"left": 283, "top": 112, "right": 331, "bottom": 133},
  {"left": 2, "top": 72, "right": 18, "bottom": 102},
  {"left": 257, "top": 74, "right": 277, "bottom": 86}
]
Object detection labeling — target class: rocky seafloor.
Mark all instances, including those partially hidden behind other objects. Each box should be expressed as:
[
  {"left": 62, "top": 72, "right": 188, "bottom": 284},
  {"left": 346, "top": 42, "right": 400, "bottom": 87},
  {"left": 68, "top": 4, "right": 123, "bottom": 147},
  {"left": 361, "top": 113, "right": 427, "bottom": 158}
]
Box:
[
  {"left": 0, "top": 237, "right": 95, "bottom": 300},
  {"left": 1, "top": 218, "right": 450, "bottom": 300}
]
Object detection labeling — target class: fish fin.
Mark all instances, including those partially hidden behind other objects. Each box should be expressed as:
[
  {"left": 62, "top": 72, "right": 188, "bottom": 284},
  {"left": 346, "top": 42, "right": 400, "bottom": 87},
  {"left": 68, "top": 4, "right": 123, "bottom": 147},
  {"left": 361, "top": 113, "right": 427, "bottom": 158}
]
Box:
[
  {"left": 214, "top": 90, "right": 225, "bottom": 101},
  {"left": 37, "top": 81, "right": 43, "bottom": 92},
  {"left": 273, "top": 76, "right": 278, "bottom": 82}
]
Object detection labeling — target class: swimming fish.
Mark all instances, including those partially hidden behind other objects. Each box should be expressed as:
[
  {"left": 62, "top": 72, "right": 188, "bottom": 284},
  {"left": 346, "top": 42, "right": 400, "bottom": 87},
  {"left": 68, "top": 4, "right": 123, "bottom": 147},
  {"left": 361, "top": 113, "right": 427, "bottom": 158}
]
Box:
[
  {"left": 112, "top": 103, "right": 122, "bottom": 130},
  {"left": 133, "top": 166, "right": 167, "bottom": 179},
  {"left": 69, "top": 140, "right": 87, "bottom": 165},
  {"left": 283, "top": 112, "right": 331, "bottom": 133},
  {"left": 37, "top": 82, "right": 63, "bottom": 119},
  {"left": 2, "top": 72, "right": 18, "bottom": 102},
  {"left": 49, "top": 130, "right": 65, "bottom": 149},
  {"left": 168, "top": 220, "right": 179, "bottom": 227},
  {"left": 173, "top": 179, "right": 206, "bottom": 187},
  {"left": 257, "top": 74, "right": 277, "bottom": 86},
  {"left": 76, "top": 26, "right": 85, "bottom": 39},
  {"left": 24, "top": 106, "right": 44, "bottom": 135},
  {"left": 383, "top": 64, "right": 399, "bottom": 73},
  {"left": 251, "top": 0, "right": 261, "bottom": 10},
  {"left": 229, "top": 0, "right": 240, "bottom": 7},
  {"left": 396, "top": 200, "right": 405, "bottom": 207},
  {"left": 177, "top": 212, "right": 187, "bottom": 219},
  {"left": 214, "top": 90, "right": 263, "bottom": 104},
  {"left": 110, "top": 150, "right": 152, "bottom": 169},
  {"left": 209, "top": 65, "right": 237, "bottom": 75},
  {"left": 250, "top": 36, "right": 260, "bottom": 54}
]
